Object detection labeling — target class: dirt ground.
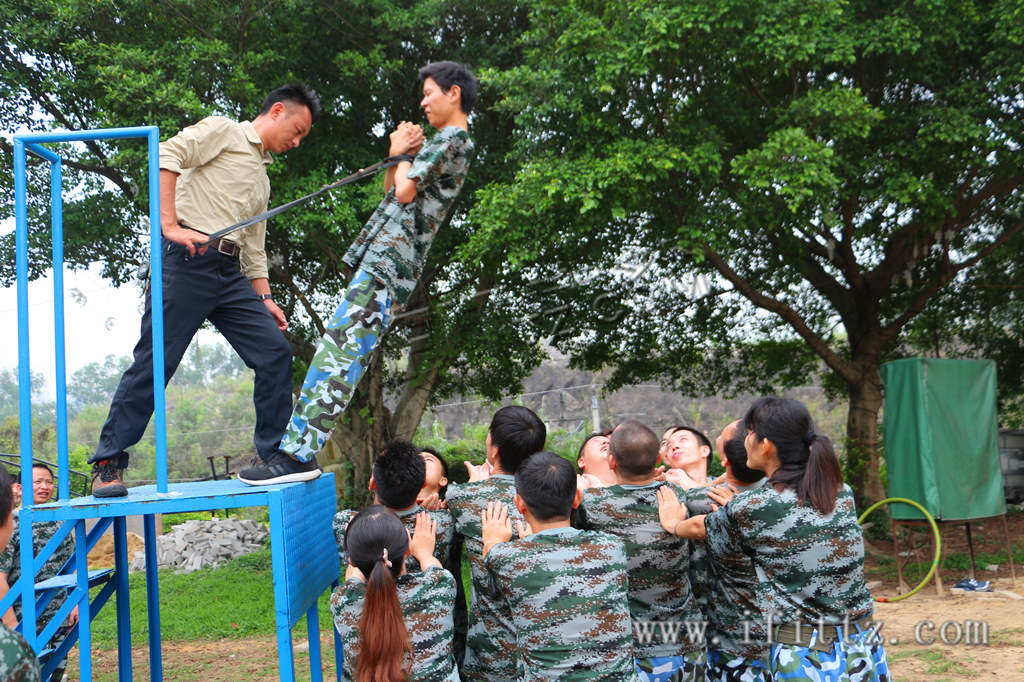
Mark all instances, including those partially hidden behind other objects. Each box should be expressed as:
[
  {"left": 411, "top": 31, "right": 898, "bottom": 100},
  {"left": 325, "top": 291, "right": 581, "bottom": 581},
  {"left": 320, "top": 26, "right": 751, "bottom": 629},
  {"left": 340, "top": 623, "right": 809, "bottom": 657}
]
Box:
[{"left": 63, "top": 586, "right": 1024, "bottom": 682}]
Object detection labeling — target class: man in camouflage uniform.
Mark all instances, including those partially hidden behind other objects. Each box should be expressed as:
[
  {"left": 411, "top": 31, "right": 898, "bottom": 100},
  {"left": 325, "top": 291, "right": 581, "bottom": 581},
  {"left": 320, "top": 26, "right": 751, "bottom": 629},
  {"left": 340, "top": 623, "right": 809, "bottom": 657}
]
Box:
[
  {"left": 0, "top": 466, "right": 75, "bottom": 637},
  {"left": 446, "top": 405, "right": 546, "bottom": 681},
  {"left": 483, "top": 452, "right": 638, "bottom": 680},
  {"left": 333, "top": 440, "right": 454, "bottom": 573},
  {"left": 0, "top": 467, "right": 40, "bottom": 681},
  {"left": 577, "top": 420, "right": 707, "bottom": 682},
  {"left": 241, "top": 61, "right": 477, "bottom": 484},
  {"left": 694, "top": 421, "right": 771, "bottom": 682}
]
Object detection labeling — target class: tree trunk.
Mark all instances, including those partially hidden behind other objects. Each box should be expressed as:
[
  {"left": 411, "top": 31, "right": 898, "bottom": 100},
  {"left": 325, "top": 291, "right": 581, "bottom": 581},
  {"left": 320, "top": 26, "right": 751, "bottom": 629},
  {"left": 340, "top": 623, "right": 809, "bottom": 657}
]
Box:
[{"left": 844, "top": 366, "right": 886, "bottom": 512}]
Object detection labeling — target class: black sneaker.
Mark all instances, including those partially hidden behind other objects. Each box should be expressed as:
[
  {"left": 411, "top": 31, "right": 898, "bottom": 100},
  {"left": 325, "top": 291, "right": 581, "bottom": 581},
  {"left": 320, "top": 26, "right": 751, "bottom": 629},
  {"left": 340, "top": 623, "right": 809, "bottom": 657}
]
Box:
[
  {"left": 91, "top": 458, "right": 128, "bottom": 498},
  {"left": 237, "top": 450, "right": 321, "bottom": 486}
]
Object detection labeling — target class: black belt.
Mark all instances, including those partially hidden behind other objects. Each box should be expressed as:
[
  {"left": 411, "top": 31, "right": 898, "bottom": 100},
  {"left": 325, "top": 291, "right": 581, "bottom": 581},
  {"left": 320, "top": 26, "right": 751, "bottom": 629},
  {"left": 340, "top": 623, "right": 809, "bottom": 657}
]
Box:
[
  {"left": 774, "top": 618, "right": 874, "bottom": 653},
  {"left": 179, "top": 223, "right": 239, "bottom": 258}
]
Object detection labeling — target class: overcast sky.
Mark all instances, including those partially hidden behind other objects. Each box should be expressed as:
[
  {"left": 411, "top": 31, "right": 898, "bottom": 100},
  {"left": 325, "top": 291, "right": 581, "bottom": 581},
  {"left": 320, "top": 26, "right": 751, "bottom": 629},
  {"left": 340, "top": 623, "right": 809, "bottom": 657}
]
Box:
[{"left": 0, "top": 261, "right": 220, "bottom": 396}]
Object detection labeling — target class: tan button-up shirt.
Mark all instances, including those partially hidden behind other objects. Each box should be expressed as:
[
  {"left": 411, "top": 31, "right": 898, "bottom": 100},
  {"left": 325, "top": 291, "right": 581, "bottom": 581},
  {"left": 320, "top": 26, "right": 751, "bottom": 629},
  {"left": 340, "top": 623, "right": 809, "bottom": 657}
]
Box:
[{"left": 159, "top": 116, "right": 272, "bottom": 280}]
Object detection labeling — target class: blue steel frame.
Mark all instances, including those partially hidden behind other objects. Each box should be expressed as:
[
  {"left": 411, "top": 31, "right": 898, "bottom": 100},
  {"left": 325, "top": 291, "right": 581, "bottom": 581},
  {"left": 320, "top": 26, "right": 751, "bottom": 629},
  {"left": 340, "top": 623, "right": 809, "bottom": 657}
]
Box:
[{"left": 10, "top": 127, "right": 341, "bottom": 681}]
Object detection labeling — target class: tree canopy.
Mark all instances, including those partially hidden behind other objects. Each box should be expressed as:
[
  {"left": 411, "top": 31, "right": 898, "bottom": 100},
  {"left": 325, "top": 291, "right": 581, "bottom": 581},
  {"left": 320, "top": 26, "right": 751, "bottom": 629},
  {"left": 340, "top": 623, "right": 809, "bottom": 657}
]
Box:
[
  {"left": 464, "top": 0, "right": 1024, "bottom": 503},
  {"left": 4, "top": 0, "right": 1023, "bottom": 505}
]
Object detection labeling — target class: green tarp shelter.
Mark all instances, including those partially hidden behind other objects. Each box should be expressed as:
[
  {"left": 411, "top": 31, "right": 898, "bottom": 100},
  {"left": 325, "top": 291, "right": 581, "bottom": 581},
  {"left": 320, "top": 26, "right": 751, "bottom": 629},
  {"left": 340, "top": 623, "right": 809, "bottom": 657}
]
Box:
[{"left": 880, "top": 358, "right": 1006, "bottom": 521}]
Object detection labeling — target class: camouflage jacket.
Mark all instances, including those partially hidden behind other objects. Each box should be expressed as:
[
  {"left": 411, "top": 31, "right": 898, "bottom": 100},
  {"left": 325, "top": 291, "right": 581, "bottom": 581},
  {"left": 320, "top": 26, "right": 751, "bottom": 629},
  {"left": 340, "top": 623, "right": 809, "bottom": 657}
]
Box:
[
  {"left": 0, "top": 512, "right": 75, "bottom": 635},
  {"left": 485, "top": 526, "right": 639, "bottom": 681},
  {"left": 445, "top": 475, "right": 523, "bottom": 682},
  {"left": 577, "top": 481, "right": 703, "bottom": 658},
  {"left": 694, "top": 480, "right": 770, "bottom": 661},
  {"left": 704, "top": 483, "right": 874, "bottom": 626},
  {"left": 332, "top": 564, "right": 459, "bottom": 682},
  {"left": 334, "top": 505, "right": 454, "bottom": 574},
  {"left": 0, "top": 624, "right": 39, "bottom": 681},
  {"left": 342, "top": 126, "right": 474, "bottom": 307}
]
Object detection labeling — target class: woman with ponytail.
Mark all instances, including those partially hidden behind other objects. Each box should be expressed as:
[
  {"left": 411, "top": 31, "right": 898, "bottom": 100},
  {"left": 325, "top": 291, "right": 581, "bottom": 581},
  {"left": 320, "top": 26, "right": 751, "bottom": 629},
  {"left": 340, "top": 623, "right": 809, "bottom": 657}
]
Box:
[
  {"left": 658, "top": 397, "right": 889, "bottom": 682},
  {"left": 331, "top": 505, "right": 460, "bottom": 681}
]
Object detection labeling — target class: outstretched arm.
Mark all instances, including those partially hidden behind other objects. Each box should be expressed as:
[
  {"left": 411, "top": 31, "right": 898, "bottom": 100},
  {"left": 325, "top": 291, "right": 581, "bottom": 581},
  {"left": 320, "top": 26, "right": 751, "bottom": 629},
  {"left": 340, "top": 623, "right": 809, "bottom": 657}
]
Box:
[{"left": 657, "top": 486, "right": 707, "bottom": 540}]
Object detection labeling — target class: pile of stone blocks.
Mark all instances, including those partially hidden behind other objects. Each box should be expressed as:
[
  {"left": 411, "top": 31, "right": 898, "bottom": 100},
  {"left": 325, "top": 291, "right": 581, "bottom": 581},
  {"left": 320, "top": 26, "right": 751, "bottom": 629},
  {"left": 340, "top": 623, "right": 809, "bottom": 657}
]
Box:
[{"left": 128, "top": 517, "right": 269, "bottom": 574}]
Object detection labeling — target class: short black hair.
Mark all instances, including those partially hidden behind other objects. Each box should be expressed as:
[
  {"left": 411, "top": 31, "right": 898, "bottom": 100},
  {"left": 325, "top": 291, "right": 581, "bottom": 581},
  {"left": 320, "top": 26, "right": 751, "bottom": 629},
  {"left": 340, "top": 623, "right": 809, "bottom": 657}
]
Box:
[
  {"left": 419, "top": 61, "right": 478, "bottom": 114},
  {"left": 260, "top": 83, "right": 322, "bottom": 121},
  {"left": 515, "top": 452, "right": 576, "bottom": 522},
  {"left": 419, "top": 446, "right": 450, "bottom": 499},
  {"left": 490, "top": 406, "right": 546, "bottom": 474},
  {"left": 723, "top": 429, "right": 765, "bottom": 484},
  {"left": 372, "top": 440, "right": 426, "bottom": 509},
  {"left": 0, "top": 467, "right": 12, "bottom": 527},
  {"left": 609, "top": 420, "right": 659, "bottom": 477},
  {"left": 32, "top": 462, "right": 54, "bottom": 478}
]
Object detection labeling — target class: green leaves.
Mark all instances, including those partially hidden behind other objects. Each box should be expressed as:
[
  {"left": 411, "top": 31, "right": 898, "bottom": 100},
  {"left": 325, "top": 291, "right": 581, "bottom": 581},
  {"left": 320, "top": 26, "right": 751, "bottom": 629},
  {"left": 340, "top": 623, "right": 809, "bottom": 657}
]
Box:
[{"left": 732, "top": 127, "right": 840, "bottom": 213}]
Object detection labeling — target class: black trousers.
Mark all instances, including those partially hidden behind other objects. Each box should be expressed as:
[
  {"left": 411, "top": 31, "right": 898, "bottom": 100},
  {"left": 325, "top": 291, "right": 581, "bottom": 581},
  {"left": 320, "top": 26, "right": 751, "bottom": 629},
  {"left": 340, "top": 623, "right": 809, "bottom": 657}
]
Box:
[{"left": 90, "top": 239, "right": 293, "bottom": 467}]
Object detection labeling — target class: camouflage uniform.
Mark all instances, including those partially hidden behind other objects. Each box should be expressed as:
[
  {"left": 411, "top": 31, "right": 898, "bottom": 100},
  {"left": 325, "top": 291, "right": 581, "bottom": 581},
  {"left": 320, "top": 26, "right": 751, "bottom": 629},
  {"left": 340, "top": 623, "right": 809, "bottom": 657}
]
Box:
[
  {"left": 334, "top": 505, "right": 454, "bottom": 573},
  {"left": 0, "top": 513, "right": 75, "bottom": 635},
  {"left": 281, "top": 127, "right": 474, "bottom": 462},
  {"left": 698, "top": 480, "right": 771, "bottom": 682},
  {"left": 0, "top": 624, "right": 39, "bottom": 681},
  {"left": 704, "top": 483, "right": 888, "bottom": 681},
  {"left": 485, "top": 526, "right": 639, "bottom": 681},
  {"left": 445, "top": 475, "right": 523, "bottom": 682},
  {"left": 577, "top": 482, "right": 706, "bottom": 682},
  {"left": 332, "top": 564, "right": 460, "bottom": 681}
]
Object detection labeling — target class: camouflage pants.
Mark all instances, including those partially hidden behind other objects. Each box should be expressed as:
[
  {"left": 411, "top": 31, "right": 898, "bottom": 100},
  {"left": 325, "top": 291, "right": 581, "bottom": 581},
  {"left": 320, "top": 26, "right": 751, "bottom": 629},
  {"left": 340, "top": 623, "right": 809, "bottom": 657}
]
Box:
[
  {"left": 771, "top": 629, "right": 889, "bottom": 681},
  {"left": 706, "top": 649, "right": 772, "bottom": 682},
  {"left": 280, "top": 269, "right": 391, "bottom": 462},
  {"left": 636, "top": 649, "right": 708, "bottom": 682}
]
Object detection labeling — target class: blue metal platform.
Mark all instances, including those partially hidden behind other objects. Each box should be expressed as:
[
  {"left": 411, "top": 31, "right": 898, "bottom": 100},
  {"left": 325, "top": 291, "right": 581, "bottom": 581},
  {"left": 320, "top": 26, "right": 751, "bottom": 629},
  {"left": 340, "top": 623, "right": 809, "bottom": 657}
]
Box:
[{"left": 10, "top": 127, "right": 343, "bottom": 680}]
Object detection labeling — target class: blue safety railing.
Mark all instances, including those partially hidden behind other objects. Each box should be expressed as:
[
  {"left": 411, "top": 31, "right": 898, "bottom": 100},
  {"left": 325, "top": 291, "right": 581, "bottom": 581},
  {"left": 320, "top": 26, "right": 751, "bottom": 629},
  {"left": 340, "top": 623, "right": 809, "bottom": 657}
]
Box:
[
  {"left": 10, "top": 126, "right": 340, "bottom": 682},
  {"left": 13, "top": 126, "right": 167, "bottom": 494}
]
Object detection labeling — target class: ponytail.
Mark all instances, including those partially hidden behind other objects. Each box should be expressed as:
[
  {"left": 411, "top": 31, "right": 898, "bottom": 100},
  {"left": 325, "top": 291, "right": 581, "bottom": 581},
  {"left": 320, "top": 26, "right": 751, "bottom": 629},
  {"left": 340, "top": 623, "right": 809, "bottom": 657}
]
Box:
[
  {"left": 344, "top": 505, "right": 412, "bottom": 682},
  {"left": 356, "top": 560, "right": 412, "bottom": 682},
  {"left": 795, "top": 434, "right": 842, "bottom": 515}
]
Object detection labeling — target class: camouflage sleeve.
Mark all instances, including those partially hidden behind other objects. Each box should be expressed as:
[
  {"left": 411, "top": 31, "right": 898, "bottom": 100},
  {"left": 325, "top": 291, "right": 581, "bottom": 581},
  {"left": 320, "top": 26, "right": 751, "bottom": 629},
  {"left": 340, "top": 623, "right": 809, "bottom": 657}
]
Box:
[
  {"left": 429, "top": 510, "right": 455, "bottom": 564},
  {"left": 333, "top": 510, "right": 356, "bottom": 565},
  {"left": 482, "top": 541, "right": 514, "bottom": 602},
  {"left": 704, "top": 504, "right": 748, "bottom": 563},
  {"left": 0, "top": 542, "right": 13, "bottom": 576},
  {"left": 329, "top": 578, "right": 367, "bottom": 625},
  {"left": 683, "top": 486, "right": 715, "bottom": 516},
  {"left": 408, "top": 130, "right": 465, "bottom": 184},
  {"left": 443, "top": 482, "right": 482, "bottom": 539}
]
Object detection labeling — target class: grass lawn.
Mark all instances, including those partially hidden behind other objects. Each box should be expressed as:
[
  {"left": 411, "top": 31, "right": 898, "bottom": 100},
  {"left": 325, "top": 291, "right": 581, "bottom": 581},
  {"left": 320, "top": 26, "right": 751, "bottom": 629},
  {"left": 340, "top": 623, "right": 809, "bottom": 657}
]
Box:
[
  {"left": 87, "top": 541, "right": 474, "bottom": 649},
  {"left": 88, "top": 545, "right": 332, "bottom": 648}
]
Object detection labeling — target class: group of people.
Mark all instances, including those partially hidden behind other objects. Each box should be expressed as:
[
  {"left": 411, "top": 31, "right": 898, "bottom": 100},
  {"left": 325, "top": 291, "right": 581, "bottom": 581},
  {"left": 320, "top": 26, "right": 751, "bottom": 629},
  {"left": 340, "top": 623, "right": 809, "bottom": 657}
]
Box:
[{"left": 332, "top": 401, "right": 889, "bottom": 682}]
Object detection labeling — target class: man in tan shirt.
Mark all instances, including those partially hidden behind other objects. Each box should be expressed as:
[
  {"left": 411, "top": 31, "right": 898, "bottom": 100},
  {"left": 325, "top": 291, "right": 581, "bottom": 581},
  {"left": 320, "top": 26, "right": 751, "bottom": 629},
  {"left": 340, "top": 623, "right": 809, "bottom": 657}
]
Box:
[{"left": 90, "top": 84, "right": 321, "bottom": 497}]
